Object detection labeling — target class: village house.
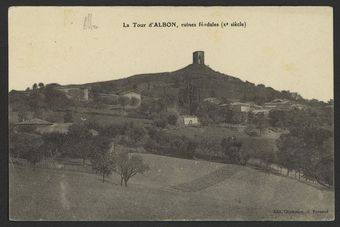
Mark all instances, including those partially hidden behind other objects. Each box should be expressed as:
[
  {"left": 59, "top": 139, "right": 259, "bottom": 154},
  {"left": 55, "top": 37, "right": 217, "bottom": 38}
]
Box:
[
  {"left": 203, "top": 97, "right": 222, "bottom": 105},
  {"left": 264, "top": 99, "right": 291, "bottom": 110},
  {"left": 14, "top": 118, "right": 53, "bottom": 126},
  {"left": 13, "top": 118, "right": 53, "bottom": 133},
  {"left": 97, "top": 93, "right": 119, "bottom": 104},
  {"left": 252, "top": 109, "right": 270, "bottom": 116},
  {"left": 121, "top": 91, "right": 141, "bottom": 101},
  {"left": 35, "top": 123, "right": 73, "bottom": 134},
  {"left": 229, "top": 102, "right": 251, "bottom": 113},
  {"left": 291, "top": 103, "right": 308, "bottom": 110},
  {"left": 180, "top": 115, "right": 200, "bottom": 126},
  {"left": 54, "top": 85, "right": 89, "bottom": 101}
]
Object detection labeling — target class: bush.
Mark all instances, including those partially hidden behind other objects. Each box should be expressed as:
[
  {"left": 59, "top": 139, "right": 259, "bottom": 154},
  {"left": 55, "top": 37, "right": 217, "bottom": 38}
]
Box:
[
  {"left": 244, "top": 126, "right": 260, "bottom": 137},
  {"left": 221, "top": 136, "right": 244, "bottom": 164},
  {"left": 10, "top": 132, "right": 45, "bottom": 166},
  {"left": 63, "top": 111, "right": 73, "bottom": 123},
  {"left": 167, "top": 114, "right": 178, "bottom": 126},
  {"left": 130, "top": 97, "right": 140, "bottom": 106},
  {"left": 154, "top": 118, "right": 167, "bottom": 128}
]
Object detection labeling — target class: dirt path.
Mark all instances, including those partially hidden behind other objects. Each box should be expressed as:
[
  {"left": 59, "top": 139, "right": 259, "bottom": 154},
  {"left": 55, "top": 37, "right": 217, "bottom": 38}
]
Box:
[{"left": 170, "top": 165, "right": 241, "bottom": 192}]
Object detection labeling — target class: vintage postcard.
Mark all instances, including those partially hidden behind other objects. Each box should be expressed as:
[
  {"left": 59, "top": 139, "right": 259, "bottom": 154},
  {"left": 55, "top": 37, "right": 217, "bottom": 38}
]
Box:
[{"left": 8, "top": 6, "right": 334, "bottom": 221}]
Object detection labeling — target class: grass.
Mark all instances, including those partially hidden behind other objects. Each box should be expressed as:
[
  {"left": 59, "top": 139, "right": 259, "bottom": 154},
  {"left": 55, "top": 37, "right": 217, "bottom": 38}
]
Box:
[
  {"left": 72, "top": 112, "right": 152, "bottom": 126},
  {"left": 9, "top": 153, "right": 334, "bottom": 221},
  {"left": 167, "top": 126, "right": 279, "bottom": 158}
]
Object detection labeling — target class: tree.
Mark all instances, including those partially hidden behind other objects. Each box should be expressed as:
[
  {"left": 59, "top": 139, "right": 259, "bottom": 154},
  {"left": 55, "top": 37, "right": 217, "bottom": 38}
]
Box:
[
  {"left": 139, "top": 98, "right": 164, "bottom": 118},
  {"left": 185, "top": 140, "right": 198, "bottom": 159},
  {"left": 90, "top": 136, "right": 114, "bottom": 182},
  {"left": 44, "top": 87, "right": 72, "bottom": 110},
  {"left": 10, "top": 132, "right": 44, "bottom": 167},
  {"left": 153, "top": 117, "right": 167, "bottom": 128},
  {"left": 100, "top": 122, "right": 126, "bottom": 138},
  {"left": 130, "top": 97, "right": 140, "bottom": 106},
  {"left": 221, "top": 136, "right": 243, "bottom": 163},
  {"left": 118, "top": 96, "right": 130, "bottom": 109},
  {"left": 38, "top": 82, "right": 45, "bottom": 88},
  {"left": 252, "top": 112, "right": 269, "bottom": 135},
  {"left": 92, "top": 150, "right": 115, "bottom": 183},
  {"left": 197, "top": 102, "right": 224, "bottom": 125},
  {"left": 125, "top": 123, "right": 147, "bottom": 145},
  {"left": 159, "top": 92, "right": 176, "bottom": 112},
  {"left": 41, "top": 132, "right": 66, "bottom": 158},
  {"left": 178, "top": 81, "right": 200, "bottom": 114},
  {"left": 114, "top": 152, "right": 150, "bottom": 187},
  {"left": 167, "top": 114, "right": 178, "bottom": 126},
  {"left": 63, "top": 123, "right": 95, "bottom": 164},
  {"left": 28, "top": 89, "right": 46, "bottom": 110},
  {"left": 17, "top": 111, "right": 27, "bottom": 122},
  {"left": 32, "top": 83, "right": 38, "bottom": 90},
  {"left": 276, "top": 134, "right": 302, "bottom": 177},
  {"left": 314, "top": 155, "right": 333, "bottom": 187},
  {"left": 33, "top": 109, "right": 43, "bottom": 119},
  {"left": 23, "top": 143, "right": 45, "bottom": 168},
  {"left": 268, "top": 110, "right": 286, "bottom": 128},
  {"left": 63, "top": 112, "right": 73, "bottom": 123}
]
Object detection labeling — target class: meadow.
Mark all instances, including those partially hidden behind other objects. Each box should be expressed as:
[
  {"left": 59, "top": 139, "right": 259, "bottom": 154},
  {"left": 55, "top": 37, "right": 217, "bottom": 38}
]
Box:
[{"left": 9, "top": 153, "right": 334, "bottom": 221}]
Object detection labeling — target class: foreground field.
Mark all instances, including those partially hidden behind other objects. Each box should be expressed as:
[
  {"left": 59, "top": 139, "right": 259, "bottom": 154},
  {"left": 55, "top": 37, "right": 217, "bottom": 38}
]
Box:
[{"left": 9, "top": 154, "right": 334, "bottom": 221}]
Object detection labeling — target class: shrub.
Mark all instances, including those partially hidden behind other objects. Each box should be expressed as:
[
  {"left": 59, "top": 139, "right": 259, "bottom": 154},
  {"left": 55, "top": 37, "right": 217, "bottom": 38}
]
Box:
[
  {"left": 167, "top": 114, "right": 178, "bottom": 126},
  {"left": 154, "top": 118, "right": 167, "bottom": 128},
  {"left": 63, "top": 111, "right": 73, "bottom": 123}
]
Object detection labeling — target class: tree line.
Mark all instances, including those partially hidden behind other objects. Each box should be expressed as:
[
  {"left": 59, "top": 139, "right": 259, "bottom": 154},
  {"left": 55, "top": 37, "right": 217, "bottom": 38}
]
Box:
[{"left": 10, "top": 122, "right": 150, "bottom": 187}]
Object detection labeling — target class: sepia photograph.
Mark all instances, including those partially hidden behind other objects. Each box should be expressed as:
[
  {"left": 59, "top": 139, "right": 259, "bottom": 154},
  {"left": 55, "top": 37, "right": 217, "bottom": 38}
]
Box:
[{"left": 8, "top": 6, "right": 334, "bottom": 221}]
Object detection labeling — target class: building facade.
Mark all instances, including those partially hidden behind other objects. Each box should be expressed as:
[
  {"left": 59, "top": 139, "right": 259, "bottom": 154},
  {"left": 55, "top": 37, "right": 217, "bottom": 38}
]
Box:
[
  {"left": 229, "top": 102, "right": 251, "bottom": 113},
  {"left": 193, "top": 51, "right": 205, "bottom": 65},
  {"left": 55, "top": 86, "right": 89, "bottom": 101},
  {"left": 181, "top": 115, "right": 200, "bottom": 126}
]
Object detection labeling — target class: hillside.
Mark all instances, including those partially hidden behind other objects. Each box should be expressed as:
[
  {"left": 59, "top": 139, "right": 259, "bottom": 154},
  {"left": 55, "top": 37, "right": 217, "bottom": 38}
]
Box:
[
  {"left": 85, "top": 63, "right": 295, "bottom": 105},
  {"left": 10, "top": 154, "right": 334, "bottom": 220}
]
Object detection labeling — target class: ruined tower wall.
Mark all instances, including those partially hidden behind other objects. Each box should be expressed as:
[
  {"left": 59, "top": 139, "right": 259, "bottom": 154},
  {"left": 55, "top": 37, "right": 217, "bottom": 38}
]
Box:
[{"left": 193, "top": 51, "right": 205, "bottom": 65}]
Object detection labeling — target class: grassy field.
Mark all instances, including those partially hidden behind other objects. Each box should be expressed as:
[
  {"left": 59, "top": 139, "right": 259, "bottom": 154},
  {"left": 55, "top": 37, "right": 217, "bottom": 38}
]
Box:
[
  {"left": 167, "top": 126, "right": 279, "bottom": 159},
  {"left": 9, "top": 154, "right": 334, "bottom": 221}
]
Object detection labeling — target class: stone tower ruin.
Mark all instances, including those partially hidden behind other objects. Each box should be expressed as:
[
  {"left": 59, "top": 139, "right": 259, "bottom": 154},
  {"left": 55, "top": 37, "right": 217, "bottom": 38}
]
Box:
[{"left": 193, "top": 51, "right": 205, "bottom": 65}]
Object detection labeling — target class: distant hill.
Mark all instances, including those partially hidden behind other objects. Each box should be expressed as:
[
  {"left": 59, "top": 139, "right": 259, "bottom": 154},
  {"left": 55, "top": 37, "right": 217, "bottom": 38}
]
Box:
[
  {"left": 84, "top": 62, "right": 302, "bottom": 105},
  {"left": 11, "top": 51, "right": 323, "bottom": 115}
]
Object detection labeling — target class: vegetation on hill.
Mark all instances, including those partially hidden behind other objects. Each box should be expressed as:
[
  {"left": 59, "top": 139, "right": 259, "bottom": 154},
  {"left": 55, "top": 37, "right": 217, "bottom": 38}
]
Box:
[
  {"left": 8, "top": 62, "right": 334, "bottom": 189},
  {"left": 85, "top": 63, "right": 321, "bottom": 107}
]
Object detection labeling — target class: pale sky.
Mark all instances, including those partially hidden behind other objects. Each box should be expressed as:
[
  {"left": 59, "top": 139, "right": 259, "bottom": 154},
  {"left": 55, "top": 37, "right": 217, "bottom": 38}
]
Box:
[{"left": 9, "top": 7, "right": 333, "bottom": 101}]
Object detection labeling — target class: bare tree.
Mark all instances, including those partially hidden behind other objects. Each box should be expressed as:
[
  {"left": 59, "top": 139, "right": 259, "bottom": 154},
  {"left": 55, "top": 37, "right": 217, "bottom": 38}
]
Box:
[
  {"left": 114, "top": 152, "right": 149, "bottom": 187},
  {"left": 92, "top": 151, "right": 116, "bottom": 183}
]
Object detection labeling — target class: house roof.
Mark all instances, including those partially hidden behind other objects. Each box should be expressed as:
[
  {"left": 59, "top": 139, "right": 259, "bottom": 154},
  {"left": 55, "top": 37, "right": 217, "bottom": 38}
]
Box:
[
  {"left": 203, "top": 97, "right": 222, "bottom": 104},
  {"left": 230, "top": 102, "right": 251, "bottom": 106},
  {"left": 98, "top": 93, "right": 118, "bottom": 97},
  {"left": 265, "top": 99, "right": 290, "bottom": 105},
  {"left": 15, "top": 118, "right": 53, "bottom": 125},
  {"left": 252, "top": 109, "right": 270, "bottom": 114},
  {"left": 120, "top": 91, "right": 141, "bottom": 96},
  {"left": 180, "top": 115, "right": 198, "bottom": 118},
  {"left": 35, "top": 123, "right": 73, "bottom": 134}
]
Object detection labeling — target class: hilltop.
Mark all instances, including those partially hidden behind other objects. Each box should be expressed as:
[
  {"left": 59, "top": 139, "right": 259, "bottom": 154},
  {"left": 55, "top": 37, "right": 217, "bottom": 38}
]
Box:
[
  {"left": 10, "top": 51, "right": 329, "bottom": 118},
  {"left": 84, "top": 61, "right": 301, "bottom": 105}
]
